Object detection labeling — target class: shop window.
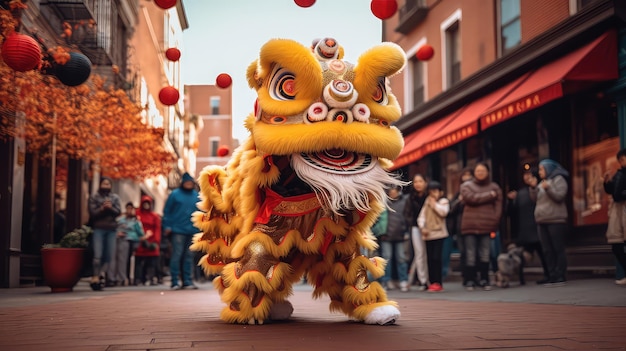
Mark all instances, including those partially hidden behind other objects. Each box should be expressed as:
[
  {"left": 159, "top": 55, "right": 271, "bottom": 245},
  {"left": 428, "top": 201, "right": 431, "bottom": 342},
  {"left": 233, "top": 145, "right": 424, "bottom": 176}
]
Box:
[
  {"left": 571, "top": 94, "right": 619, "bottom": 226},
  {"left": 499, "top": 0, "right": 521, "bottom": 55}
]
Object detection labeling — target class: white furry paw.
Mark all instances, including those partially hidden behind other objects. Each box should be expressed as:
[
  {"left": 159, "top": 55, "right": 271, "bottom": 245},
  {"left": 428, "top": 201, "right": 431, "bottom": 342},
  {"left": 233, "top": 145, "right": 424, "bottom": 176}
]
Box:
[
  {"left": 364, "top": 305, "right": 400, "bottom": 325},
  {"left": 269, "top": 300, "right": 294, "bottom": 321}
]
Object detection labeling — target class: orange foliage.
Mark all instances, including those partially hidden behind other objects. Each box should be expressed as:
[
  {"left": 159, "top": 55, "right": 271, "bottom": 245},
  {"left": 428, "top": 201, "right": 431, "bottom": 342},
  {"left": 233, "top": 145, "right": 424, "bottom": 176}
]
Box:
[{"left": 0, "top": 24, "right": 175, "bottom": 181}]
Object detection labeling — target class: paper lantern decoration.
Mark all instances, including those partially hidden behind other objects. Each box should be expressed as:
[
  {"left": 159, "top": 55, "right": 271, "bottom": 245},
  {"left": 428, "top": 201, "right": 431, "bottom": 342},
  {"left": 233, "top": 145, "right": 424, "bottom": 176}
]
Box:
[
  {"left": 370, "top": 0, "right": 398, "bottom": 20},
  {"left": 154, "top": 0, "right": 176, "bottom": 10},
  {"left": 159, "top": 86, "right": 179, "bottom": 106},
  {"left": 55, "top": 52, "right": 92, "bottom": 86},
  {"left": 165, "top": 47, "right": 181, "bottom": 61},
  {"left": 416, "top": 44, "right": 435, "bottom": 61},
  {"left": 216, "top": 73, "right": 232, "bottom": 89},
  {"left": 1, "top": 33, "right": 41, "bottom": 72},
  {"left": 217, "top": 145, "right": 229, "bottom": 157},
  {"left": 294, "top": 0, "right": 315, "bottom": 7}
]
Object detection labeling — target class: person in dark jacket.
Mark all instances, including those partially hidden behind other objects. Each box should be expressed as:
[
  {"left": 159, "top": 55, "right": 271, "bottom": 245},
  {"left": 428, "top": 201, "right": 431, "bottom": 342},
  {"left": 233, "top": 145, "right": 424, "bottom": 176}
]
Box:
[
  {"left": 529, "top": 159, "right": 569, "bottom": 286},
  {"left": 381, "top": 186, "right": 410, "bottom": 292},
  {"left": 403, "top": 174, "right": 429, "bottom": 290},
  {"left": 444, "top": 168, "right": 473, "bottom": 281},
  {"left": 87, "top": 177, "right": 121, "bottom": 291},
  {"left": 603, "top": 148, "right": 626, "bottom": 285},
  {"left": 163, "top": 172, "right": 200, "bottom": 290},
  {"left": 460, "top": 162, "right": 503, "bottom": 291}
]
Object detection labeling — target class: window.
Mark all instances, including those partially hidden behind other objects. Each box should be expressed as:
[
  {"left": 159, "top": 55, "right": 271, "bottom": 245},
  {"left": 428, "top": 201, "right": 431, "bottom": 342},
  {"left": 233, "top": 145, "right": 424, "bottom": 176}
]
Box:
[
  {"left": 411, "top": 57, "right": 425, "bottom": 108},
  {"left": 500, "top": 0, "right": 521, "bottom": 54},
  {"left": 210, "top": 97, "right": 220, "bottom": 115},
  {"left": 210, "top": 138, "right": 220, "bottom": 157},
  {"left": 445, "top": 21, "right": 461, "bottom": 87}
]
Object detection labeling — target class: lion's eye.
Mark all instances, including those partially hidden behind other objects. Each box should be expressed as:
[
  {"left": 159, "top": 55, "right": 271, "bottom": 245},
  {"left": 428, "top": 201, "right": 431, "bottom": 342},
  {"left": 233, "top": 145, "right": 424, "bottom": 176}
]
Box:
[
  {"left": 372, "top": 77, "right": 389, "bottom": 105},
  {"left": 269, "top": 66, "right": 296, "bottom": 101}
]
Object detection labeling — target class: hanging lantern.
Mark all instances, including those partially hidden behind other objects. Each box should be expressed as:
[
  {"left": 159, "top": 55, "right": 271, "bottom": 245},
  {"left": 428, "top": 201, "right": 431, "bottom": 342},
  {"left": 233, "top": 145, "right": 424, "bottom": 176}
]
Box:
[
  {"left": 416, "top": 44, "right": 435, "bottom": 61},
  {"left": 165, "top": 47, "right": 181, "bottom": 61},
  {"left": 154, "top": 0, "right": 177, "bottom": 10},
  {"left": 217, "top": 145, "right": 229, "bottom": 157},
  {"left": 216, "top": 73, "right": 232, "bottom": 89},
  {"left": 294, "top": 0, "right": 315, "bottom": 8},
  {"left": 55, "top": 52, "right": 92, "bottom": 86},
  {"left": 370, "top": 0, "right": 398, "bottom": 20},
  {"left": 159, "top": 86, "right": 179, "bottom": 106},
  {"left": 1, "top": 33, "right": 41, "bottom": 72}
]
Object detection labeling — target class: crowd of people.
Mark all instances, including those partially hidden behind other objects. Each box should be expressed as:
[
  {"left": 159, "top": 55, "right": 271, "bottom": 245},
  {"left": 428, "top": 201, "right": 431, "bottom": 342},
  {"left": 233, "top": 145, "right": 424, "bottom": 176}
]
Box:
[
  {"left": 82, "top": 149, "right": 626, "bottom": 293},
  {"left": 374, "top": 152, "right": 626, "bottom": 292},
  {"left": 86, "top": 172, "right": 201, "bottom": 291}
]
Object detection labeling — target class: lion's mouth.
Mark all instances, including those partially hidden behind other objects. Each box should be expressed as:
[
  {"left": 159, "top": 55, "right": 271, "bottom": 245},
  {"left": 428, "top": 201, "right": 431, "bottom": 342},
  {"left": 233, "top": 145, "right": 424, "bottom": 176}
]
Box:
[{"left": 296, "top": 149, "right": 375, "bottom": 175}]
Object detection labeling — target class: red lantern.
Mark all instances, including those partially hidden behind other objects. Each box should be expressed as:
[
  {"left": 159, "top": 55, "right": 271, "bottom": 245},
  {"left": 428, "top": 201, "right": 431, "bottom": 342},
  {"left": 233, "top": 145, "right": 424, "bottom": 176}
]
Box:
[
  {"left": 159, "top": 86, "right": 179, "bottom": 106},
  {"left": 370, "top": 0, "right": 398, "bottom": 20},
  {"left": 216, "top": 73, "right": 232, "bottom": 89},
  {"left": 1, "top": 33, "right": 41, "bottom": 72},
  {"left": 154, "top": 0, "right": 177, "bottom": 10},
  {"left": 294, "top": 0, "right": 315, "bottom": 7},
  {"left": 165, "top": 47, "right": 181, "bottom": 61},
  {"left": 416, "top": 44, "right": 435, "bottom": 61},
  {"left": 217, "top": 145, "right": 229, "bottom": 157},
  {"left": 55, "top": 52, "right": 92, "bottom": 86}
]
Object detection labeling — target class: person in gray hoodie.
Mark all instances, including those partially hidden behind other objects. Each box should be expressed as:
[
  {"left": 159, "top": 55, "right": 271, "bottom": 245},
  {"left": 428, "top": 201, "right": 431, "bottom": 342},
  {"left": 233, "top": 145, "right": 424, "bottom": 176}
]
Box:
[{"left": 529, "top": 159, "right": 569, "bottom": 286}]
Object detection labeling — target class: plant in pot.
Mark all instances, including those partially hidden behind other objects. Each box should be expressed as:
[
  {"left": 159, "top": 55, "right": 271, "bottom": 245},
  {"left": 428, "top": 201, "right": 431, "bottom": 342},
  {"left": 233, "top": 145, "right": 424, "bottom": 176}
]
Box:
[{"left": 41, "top": 225, "right": 92, "bottom": 293}]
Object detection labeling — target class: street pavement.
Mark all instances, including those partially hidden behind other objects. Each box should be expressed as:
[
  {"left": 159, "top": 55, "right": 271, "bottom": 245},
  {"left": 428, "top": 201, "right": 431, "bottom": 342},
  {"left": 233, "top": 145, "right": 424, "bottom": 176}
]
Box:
[{"left": 0, "top": 277, "right": 624, "bottom": 351}]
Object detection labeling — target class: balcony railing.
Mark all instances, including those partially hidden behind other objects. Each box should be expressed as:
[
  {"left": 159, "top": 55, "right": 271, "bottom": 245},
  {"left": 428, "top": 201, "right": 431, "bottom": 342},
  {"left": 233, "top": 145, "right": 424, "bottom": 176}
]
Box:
[
  {"left": 395, "top": 0, "right": 429, "bottom": 35},
  {"left": 41, "top": 0, "right": 97, "bottom": 20}
]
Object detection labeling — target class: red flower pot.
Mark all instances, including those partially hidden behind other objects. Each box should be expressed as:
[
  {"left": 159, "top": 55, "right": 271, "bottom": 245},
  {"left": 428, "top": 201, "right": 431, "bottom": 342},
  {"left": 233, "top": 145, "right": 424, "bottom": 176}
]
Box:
[{"left": 41, "top": 248, "right": 85, "bottom": 293}]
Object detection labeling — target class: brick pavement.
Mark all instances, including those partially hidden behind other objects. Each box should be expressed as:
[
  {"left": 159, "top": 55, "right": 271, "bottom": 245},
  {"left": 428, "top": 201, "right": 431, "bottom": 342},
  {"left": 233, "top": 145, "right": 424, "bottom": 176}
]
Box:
[{"left": 0, "top": 280, "right": 625, "bottom": 351}]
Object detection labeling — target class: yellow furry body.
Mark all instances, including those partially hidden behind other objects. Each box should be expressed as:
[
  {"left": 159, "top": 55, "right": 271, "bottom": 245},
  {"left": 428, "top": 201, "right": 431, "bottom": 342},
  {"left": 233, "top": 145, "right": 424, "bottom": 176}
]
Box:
[{"left": 191, "top": 37, "right": 406, "bottom": 324}]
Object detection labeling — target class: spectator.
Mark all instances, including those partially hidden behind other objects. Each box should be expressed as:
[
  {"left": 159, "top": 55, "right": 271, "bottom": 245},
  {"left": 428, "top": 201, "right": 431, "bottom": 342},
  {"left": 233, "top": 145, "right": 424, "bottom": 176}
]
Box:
[
  {"left": 529, "top": 159, "right": 570, "bottom": 286},
  {"left": 163, "top": 172, "right": 200, "bottom": 290},
  {"left": 404, "top": 174, "right": 429, "bottom": 290},
  {"left": 87, "top": 177, "right": 121, "bottom": 291},
  {"left": 380, "top": 186, "right": 410, "bottom": 292},
  {"left": 507, "top": 167, "right": 549, "bottom": 284},
  {"left": 367, "top": 209, "right": 388, "bottom": 258},
  {"left": 444, "top": 168, "right": 473, "bottom": 281},
  {"left": 603, "top": 148, "right": 626, "bottom": 285},
  {"left": 108, "top": 202, "right": 144, "bottom": 287},
  {"left": 460, "top": 162, "right": 503, "bottom": 291},
  {"left": 418, "top": 181, "right": 450, "bottom": 292},
  {"left": 136, "top": 195, "right": 162, "bottom": 285}
]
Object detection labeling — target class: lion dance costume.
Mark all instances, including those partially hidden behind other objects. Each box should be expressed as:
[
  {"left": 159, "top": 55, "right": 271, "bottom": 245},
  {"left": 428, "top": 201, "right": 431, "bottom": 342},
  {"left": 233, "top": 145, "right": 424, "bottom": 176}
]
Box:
[{"left": 191, "top": 37, "right": 407, "bottom": 325}]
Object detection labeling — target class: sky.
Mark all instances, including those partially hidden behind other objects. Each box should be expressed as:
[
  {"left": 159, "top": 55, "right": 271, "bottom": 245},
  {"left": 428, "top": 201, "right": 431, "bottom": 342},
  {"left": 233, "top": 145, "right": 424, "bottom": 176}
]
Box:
[{"left": 181, "top": 0, "right": 384, "bottom": 142}]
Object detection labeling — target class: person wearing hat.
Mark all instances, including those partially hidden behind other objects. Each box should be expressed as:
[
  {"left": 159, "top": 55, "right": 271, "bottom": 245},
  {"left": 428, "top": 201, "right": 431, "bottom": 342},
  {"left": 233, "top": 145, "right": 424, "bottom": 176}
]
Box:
[
  {"left": 529, "top": 159, "right": 570, "bottom": 286},
  {"left": 163, "top": 172, "right": 200, "bottom": 290},
  {"left": 417, "top": 181, "right": 450, "bottom": 292},
  {"left": 87, "top": 177, "right": 122, "bottom": 291}
]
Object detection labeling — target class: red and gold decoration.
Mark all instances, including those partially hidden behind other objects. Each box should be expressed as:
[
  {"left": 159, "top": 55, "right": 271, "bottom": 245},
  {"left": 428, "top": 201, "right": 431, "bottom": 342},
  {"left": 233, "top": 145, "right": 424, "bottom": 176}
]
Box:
[
  {"left": 165, "top": 47, "right": 181, "bottom": 61},
  {"left": 217, "top": 145, "right": 229, "bottom": 157},
  {"left": 215, "top": 73, "right": 232, "bottom": 89},
  {"left": 294, "top": 0, "right": 315, "bottom": 8},
  {"left": 370, "top": 0, "right": 398, "bottom": 20},
  {"left": 191, "top": 37, "right": 407, "bottom": 326},
  {"left": 158, "top": 86, "right": 179, "bottom": 106},
  {"left": 416, "top": 44, "right": 435, "bottom": 61},
  {"left": 1, "top": 32, "right": 41, "bottom": 72},
  {"left": 154, "top": 0, "right": 177, "bottom": 10}
]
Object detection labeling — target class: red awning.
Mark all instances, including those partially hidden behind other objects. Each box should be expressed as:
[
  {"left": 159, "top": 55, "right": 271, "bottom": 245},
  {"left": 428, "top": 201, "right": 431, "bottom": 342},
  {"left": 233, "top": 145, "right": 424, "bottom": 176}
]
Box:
[
  {"left": 480, "top": 30, "right": 618, "bottom": 130},
  {"left": 393, "top": 30, "right": 618, "bottom": 169}
]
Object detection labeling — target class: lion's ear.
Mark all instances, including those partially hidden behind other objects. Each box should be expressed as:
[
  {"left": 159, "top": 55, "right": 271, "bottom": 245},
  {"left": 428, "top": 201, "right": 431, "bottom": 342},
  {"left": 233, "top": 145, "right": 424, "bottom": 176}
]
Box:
[{"left": 246, "top": 60, "right": 262, "bottom": 90}]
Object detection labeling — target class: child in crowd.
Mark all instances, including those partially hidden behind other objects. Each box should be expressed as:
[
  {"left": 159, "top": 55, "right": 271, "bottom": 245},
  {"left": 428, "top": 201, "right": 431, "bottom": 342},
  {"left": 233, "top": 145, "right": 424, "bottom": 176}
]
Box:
[
  {"left": 110, "top": 202, "right": 144, "bottom": 286},
  {"left": 418, "top": 181, "right": 450, "bottom": 292},
  {"left": 136, "top": 195, "right": 162, "bottom": 285}
]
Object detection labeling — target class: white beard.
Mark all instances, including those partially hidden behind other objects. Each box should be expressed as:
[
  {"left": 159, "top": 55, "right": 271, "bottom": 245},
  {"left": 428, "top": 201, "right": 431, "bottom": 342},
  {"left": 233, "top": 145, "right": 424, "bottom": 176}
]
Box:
[{"left": 291, "top": 155, "right": 405, "bottom": 215}]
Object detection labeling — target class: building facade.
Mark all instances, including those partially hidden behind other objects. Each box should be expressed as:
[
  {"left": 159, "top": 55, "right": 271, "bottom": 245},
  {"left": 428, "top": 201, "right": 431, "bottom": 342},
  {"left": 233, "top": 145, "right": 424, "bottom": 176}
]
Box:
[
  {"left": 185, "top": 84, "right": 235, "bottom": 173},
  {"left": 387, "top": 0, "right": 626, "bottom": 273},
  {"left": 0, "top": 0, "right": 192, "bottom": 287}
]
